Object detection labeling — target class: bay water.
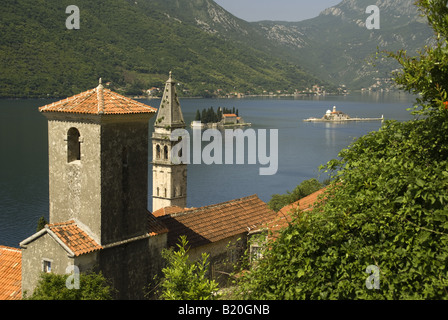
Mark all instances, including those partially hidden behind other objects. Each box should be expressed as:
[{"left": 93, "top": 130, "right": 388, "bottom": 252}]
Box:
[{"left": 0, "top": 92, "right": 416, "bottom": 248}]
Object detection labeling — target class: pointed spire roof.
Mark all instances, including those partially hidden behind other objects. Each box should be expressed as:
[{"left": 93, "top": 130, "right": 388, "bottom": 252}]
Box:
[
  {"left": 154, "top": 72, "right": 185, "bottom": 129},
  {"left": 39, "top": 79, "right": 157, "bottom": 115}
]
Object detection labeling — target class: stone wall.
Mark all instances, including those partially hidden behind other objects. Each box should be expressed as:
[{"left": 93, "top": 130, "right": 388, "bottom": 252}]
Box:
[
  {"left": 98, "top": 233, "right": 167, "bottom": 300},
  {"left": 43, "top": 113, "right": 153, "bottom": 245},
  {"left": 188, "top": 234, "right": 247, "bottom": 287}
]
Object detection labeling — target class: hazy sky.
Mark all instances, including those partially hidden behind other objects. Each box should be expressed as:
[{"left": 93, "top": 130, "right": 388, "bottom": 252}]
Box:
[{"left": 214, "top": 0, "right": 342, "bottom": 22}]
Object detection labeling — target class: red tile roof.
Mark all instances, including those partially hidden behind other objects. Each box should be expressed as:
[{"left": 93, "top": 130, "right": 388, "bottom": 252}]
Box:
[
  {"left": 269, "top": 188, "right": 328, "bottom": 234},
  {"left": 0, "top": 246, "right": 22, "bottom": 300},
  {"left": 222, "top": 114, "right": 237, "bottom": 117},
  {"left": 147, "top": 211, "right": 169, "bottom": 236},
  {"left": 47, "top": 221, "right": 103, "bottom": 257},
  {"left": 39, "top": 84, "right": 157, "bottom": 115},
  {"left": 153, "top": 206, "right": 188, "bottom": 218},
  {"left": 159, "top": 195, "right": 276, "bottom": 248},
  {"left": 21, "top": 214, "right": 166, "bottom": 258}
]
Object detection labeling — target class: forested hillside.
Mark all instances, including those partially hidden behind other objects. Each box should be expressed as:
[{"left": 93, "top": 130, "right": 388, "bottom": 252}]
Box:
[{"left": 0, "top": 0, "right": 326, "bottom": 98}]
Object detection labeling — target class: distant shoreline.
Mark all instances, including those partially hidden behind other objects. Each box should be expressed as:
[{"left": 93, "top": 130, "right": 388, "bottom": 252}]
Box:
[{"left": 0, "top": 90, "right": 408, "bottom": 101}]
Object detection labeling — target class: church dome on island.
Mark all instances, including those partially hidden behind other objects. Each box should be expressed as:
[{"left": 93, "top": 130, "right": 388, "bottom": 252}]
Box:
[{"left": 304, "top": 106, "right": 384, "bottom": 122}]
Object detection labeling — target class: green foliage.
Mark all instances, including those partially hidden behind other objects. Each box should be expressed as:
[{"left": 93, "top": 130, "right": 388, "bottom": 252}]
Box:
[
  {"left": 25, "top": 271, "right": 114, "bottom": 300},
  {"left": 195, "top": 109, "right": 202, "bottom": 121},
  {"left": 236, "top": 114, "right": 448, "bottom": 300},
  {"left": 195, "top": 106, "right": 238, "bottom": 123},
  {"left": 386, "top": 0, "right": 448, "bottom": 116},
  {"left": 158, "top": 236, "right": 220, "bottom": 300},
  {"left": 232, "top": 0, "right": 448, "bottom": 300},
  {"left": 36, "top": 216, "right": 48, "bottom": 232},
  {"left": 268, "top": 178, "right": 324, "bottom": 212}
]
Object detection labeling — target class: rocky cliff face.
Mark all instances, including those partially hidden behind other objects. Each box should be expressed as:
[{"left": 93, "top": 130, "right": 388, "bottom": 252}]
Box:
[
  {"left": 151, "top": 0, "right": 254, "bottom": 37},
  {"left": 322, "top": 0, "right": 421, "bottom": 18},
  {"left": 253, "top": 0, "right": 433, "bottom": 89}
]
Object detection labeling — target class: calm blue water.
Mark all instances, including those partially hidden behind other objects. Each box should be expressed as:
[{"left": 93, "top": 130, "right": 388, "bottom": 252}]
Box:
[{"left": 0, "top": 93, "right": 415, "bottom": 248}]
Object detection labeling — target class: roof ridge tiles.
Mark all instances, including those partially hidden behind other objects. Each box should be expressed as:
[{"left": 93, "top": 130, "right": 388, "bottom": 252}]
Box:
[
  {"left": 47, "top": 220, "right": 76, "bottom": 228},
  {"left": 39, "top": 85, "right": 157, "bottom": 115},
  {"left": 165, "top": 194, "right": 259, "bottom": 219},
  {"left": 160, "top": 195, "right": 276, "bottom": 249}
]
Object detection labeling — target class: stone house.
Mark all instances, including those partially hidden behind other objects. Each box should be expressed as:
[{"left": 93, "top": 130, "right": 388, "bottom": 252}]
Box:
[
  {"left": 155, "top": 195, "right": 276, "bottom": 286},
  {"left": 222, "top": 113, "right": 238, "bottom": 125}
]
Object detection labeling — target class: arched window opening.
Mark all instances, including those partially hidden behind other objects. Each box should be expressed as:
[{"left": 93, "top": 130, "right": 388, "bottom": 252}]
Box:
[
  {"left": 177, "top": 142, "right": 183, "bottom": 159},
  {"left": 157, "top": 187, "right": 160, "bottom": 197},
  {"left": 67, "top": 128, "right": 81, "bottom": 163},
  {"left": 156, "top": 145, "right": 161, "bottom": 159},
  {"left": 164, "top": 146, "right": 169, "bottom": 160},
  {"left": 164, "top": 188, "right": 167, "bottom": 198}
]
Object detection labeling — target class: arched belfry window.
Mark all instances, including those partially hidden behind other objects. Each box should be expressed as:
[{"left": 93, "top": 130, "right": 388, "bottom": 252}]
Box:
[
  {"left": 156, "top": 145, "right": 161, "bottom": 159},
  {"left": 67, "top": 128, "right": 81, "bottom": 163},
  {"left": 164, "top": 146, "right": 169, "bottom": 160}
]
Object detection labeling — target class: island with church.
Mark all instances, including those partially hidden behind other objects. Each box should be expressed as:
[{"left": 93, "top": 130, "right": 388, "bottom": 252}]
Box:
[
  {"left": 303, "top": 106, "right": 384, "bottom": 122},
  {"left": 191, "top": 106, "right": 251, "bottom": 129}
]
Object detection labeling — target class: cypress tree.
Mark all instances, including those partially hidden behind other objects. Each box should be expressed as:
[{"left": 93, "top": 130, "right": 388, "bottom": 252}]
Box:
[{"left": 195, "top": 110, "right": 201, "bottom": 121}]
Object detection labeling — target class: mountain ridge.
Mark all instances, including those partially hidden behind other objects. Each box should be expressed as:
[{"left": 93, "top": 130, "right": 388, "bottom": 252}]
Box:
[
  {"left": 0, "top": 0, "right": 436, "bottom": 98},
  {"left": 253, "top": 0, "right": 434, "bottom": 89},
  {"left": 154, "top": 0, "right": 434, "bottom": 90},
  {"left": 0, "top": 0, "right": 327, "bottom": 98}
]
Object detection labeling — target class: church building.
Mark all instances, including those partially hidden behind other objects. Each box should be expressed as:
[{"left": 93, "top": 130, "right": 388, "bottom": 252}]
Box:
[
  {"left": 2, "top": 73, "right": 277, "bottom": 299},
  {"left": 20, "top": 79, "right": 168, "bottom": 299}
]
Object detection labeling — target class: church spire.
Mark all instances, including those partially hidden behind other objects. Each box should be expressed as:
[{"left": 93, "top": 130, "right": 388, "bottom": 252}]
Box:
[
  {"left": 152, "top": 72, "right": 187, "bottom": 212},
  {"left": 155, "top": 72, "right": 185, "bottom": 129}
]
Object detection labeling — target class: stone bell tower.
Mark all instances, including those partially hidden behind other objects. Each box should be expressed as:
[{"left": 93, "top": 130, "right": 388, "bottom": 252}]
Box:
[
  {"left": 152, "top": 72, "right": 187, "bottom": 212},
  {"left": 39, "top": 79, "right": 157, "bottom": 245}
]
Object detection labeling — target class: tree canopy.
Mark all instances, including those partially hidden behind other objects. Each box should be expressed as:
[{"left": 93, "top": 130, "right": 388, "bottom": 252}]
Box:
[
  {"left": 268, "top": 178, "right": 324, "bottom": 212},
  {"left": 156, "top": 236, "right": 220, "bottom": 300},
  {"left": 232, "top": 0, "right": 448, "bottom": 300},
  {"left": 194, "top": 107, "right": 239, "bottom": 123},
  {"left": 25, "top": 271, "right": 114, "bottom": 300}
]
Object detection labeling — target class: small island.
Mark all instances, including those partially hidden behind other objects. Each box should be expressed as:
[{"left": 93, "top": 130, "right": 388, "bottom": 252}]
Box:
[
  {"left": 304, "top": 106, "right": 384, "bottom": 122},
  {"left": 191, "top": 106, "right": 251, "bottom": 129}
]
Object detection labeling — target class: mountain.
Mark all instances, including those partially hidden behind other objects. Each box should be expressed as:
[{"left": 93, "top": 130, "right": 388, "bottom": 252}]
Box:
[
  {"left": 151, "top": 0, "right": 435, "bottom": 90},
  {"left": 0, "top": 0, "right": 435, "bottom": 98},
  {"left": 254, "top": 0, "right": 435, "bottom": 89},
  {"left": 0, "top": 0, "right": 326, "bottom": 98},
  {"left": 166, "top": 0, "right": 434, "bottom": 90}
]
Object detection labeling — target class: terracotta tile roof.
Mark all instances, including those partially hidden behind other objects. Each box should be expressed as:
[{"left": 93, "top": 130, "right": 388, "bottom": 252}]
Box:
[
  {"left": 47, "top": 221, "right": 103, "bottom": 257},
  {"left": 269, "top": 187, "right": 328, "bottom": 234},
  {"left": 159, "top": 195, "right": 276, "bottom": 248},
  {"left": 147, "top": 211, "right": 169, "bottom": 236},
  {"left": 153, "top": 206, "right": 187, "bottom": 218},
  {"left": 0, "top": 246, "right": 22, "bottom": 300},
  {"left": 222, "top": 114, "right": 237, "bottom": 117},
  {"left": 39, "top": 84, "right": 157, "bottom": 115}
]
